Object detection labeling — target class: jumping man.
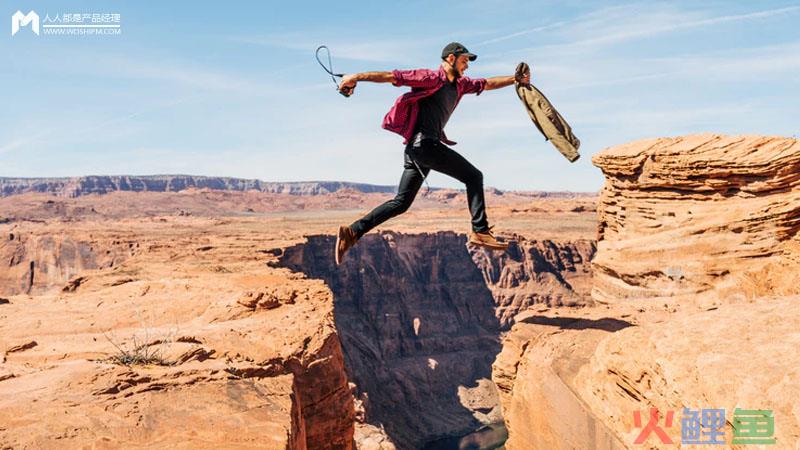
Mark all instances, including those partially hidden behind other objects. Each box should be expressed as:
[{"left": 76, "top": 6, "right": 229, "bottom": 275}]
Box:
[{"left": 335, "top": 42, "right": 528, "bottom": 265}]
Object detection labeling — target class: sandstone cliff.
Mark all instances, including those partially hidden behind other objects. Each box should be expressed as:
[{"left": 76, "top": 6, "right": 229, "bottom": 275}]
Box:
[
  {"left": 591, "top": 134, "right": 800, "bottom": 304},
  {"left": 0, "top": 231, "right": 134, "bottom": 296},
  {"left": 0, "top": 218, "right": 355, "bottom": 449},
  {"left": 495, "top": 134, "right": 800, "bottom": 449}
]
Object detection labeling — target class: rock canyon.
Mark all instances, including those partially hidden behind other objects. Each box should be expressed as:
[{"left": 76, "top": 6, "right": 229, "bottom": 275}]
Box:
[{"left": 1, "top": 134, "right": 798, "bottom": 449}]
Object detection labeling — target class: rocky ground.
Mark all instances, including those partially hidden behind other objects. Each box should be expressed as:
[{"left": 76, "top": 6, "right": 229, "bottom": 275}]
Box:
[
  {"left": 0, "top": 215, "right": 354, "bottom": 449},
  {"left": 1, "top": 133, "right": 797, "bottom": 450},
  {"left": 0, "top": 185, "right": 596, "bottom": 449}
]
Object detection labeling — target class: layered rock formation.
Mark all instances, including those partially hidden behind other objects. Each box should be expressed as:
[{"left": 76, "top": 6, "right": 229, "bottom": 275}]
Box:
[
  {"left": 473, "top": 237, "right": 596, "bottom": 326},
  {"left": 495, "top": 134, "right": 800, "bottom": 449},
  {"left": 591, "top": 134, "right": 800, "bottom": 303}
]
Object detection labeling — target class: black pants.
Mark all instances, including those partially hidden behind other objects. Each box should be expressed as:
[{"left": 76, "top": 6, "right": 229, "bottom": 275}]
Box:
[{"left": 350, "top": 134, "right": 489, "bottom": 238}]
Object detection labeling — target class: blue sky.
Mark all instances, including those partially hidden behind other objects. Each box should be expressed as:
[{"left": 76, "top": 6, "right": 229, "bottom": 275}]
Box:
[{"left": 1, "top": 1, "right": 798, "bottom": 191}]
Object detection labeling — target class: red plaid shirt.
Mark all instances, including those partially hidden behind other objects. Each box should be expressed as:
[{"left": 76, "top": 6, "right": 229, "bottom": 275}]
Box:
[{"left": 382, "top": 66, "right": 487, "bottom": 145}]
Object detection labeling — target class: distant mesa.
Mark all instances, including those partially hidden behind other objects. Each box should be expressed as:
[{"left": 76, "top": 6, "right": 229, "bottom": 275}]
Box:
[
  {"left": 0, "top": 175, "right": 596, "bottom": 198},
  {"left": 0, "top": 175, "right": 398, "bottom": 198}
]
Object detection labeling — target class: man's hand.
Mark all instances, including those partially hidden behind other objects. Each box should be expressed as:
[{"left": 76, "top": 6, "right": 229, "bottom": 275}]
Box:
[
  {"left": 337, "top": 72, "right": 396, "bottom": 96},
  {"left": 515, "top": 62, "right": 531, "bottom": 85},
  {"left": 485, "top": 63, "right": 533, "bottom": 91},
  {"left": 339, "top": 74, "right": 357, "bottom": 97}
]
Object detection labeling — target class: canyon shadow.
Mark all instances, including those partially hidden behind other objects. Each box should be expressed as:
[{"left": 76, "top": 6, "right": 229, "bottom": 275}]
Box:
[{"left": 277, "top": 231, "right": 506, "bottom": 449}]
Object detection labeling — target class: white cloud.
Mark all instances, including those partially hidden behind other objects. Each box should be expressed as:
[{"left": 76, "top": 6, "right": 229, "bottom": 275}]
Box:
[
  {"left": 475, "top": 3, "right": 638, "bottom": 46},
  {"left": 569, "top": 5, "right": 800, "bottom": 49},
  {"left": 476, "top": 20, "right": 574, "bottom": 46},
  {"left": 493, "top": 4, "right": 800, "bottom": 57}
]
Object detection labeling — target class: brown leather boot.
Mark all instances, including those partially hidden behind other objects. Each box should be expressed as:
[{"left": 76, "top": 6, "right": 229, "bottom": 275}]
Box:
[
  {"left": 335, "top": 225, "right": 359, "bottom": 265},
  {"left": 468, "top": 226, "right": 510, "bottom": 251}
]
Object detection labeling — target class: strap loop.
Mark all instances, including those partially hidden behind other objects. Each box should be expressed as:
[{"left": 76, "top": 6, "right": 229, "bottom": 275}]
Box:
[{"left": 315, "top": 45, "right": 353, "bottom": 97}]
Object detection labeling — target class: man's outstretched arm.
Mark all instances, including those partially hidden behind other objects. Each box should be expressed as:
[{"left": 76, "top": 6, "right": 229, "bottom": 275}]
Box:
[
  {"left": 484, "top": 71, "right": 530, "bottom": 91},
  {"left": 338, "top": 72, "right": 395, "bottom": 95}
]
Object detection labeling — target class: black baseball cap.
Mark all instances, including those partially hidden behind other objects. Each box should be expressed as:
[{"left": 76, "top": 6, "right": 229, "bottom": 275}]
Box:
[{"left": 441, "top": 42, "right": 477, "bottom": 61}]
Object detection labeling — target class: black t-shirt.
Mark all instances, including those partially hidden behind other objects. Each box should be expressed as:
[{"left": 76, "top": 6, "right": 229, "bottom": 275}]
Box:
[{"left": 414, "top": 79, "right": 458, "bottom": 140}]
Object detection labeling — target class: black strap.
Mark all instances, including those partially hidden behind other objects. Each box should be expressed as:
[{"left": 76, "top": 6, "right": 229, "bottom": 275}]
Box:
[
  {"left": 408, "top": 133, "right": 432, "bottom": 194},
  {"left": 316, "top": 45, "right": 352, "bottom": 96},
  {"left": 316, "top": 46, "right": 343, "bottom": 83}
]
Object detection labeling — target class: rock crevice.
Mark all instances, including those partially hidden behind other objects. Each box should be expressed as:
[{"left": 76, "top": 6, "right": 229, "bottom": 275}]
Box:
[{"left": 277, "top": 231, "right": 594, "bottom": 449}]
